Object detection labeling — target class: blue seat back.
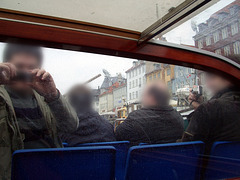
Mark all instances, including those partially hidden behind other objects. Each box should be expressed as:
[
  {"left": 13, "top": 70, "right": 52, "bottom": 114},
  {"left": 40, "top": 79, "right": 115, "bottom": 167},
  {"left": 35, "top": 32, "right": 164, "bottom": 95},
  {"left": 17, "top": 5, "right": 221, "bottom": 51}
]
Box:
[
  {"left": 12, "top": 146, "right": 116, "bottom": 180},
  {"left": 205, "top": 141, "right": 240, "bottom": 179},
  {"left": 125, "top": 141, "right": 204, "bottom": 180},
  {"left": 77, "top": 141, "right": 129, "bottom": 180}
]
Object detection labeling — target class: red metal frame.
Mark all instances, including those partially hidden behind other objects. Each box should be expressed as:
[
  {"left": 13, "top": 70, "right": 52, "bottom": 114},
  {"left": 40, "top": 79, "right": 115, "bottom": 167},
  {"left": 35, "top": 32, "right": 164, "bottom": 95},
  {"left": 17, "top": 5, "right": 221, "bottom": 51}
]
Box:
[{"left": 0, "top": 19, "right": 239, "bottom": 83}]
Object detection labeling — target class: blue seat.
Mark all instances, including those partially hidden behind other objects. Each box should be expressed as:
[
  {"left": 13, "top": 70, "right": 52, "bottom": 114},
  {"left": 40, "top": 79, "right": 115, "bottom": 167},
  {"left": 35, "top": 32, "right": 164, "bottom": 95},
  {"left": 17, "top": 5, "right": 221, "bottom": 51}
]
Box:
[
  {"left": 204, "top": 141, "right": 240, "bottom": 180},
  {"left": 62, "top": 142, "right": 69, "bottom": 147},
  {"left": 125, "top": 141, "right": 204, "bottom": 180},
  {"left": 12, "top": 146, "right": 116, "bottom": 180},
  {"left": 77, "top": 141, "right": 129, "bottom": 180}
]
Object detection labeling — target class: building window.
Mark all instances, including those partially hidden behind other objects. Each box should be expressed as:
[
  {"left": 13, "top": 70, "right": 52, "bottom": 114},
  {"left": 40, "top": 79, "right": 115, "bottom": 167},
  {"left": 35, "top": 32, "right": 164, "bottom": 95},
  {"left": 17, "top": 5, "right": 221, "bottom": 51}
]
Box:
[
  {"left": 149, "top": 75, "right": 152, "bottom": 81},
  {"left": 157, "top": 72, "right": 161, "bottom": 78},
  {"left": 136, "top": 91, "right": 138, "bottom": 98},
  {"left": 139, "top": 67, "right": 141, "bottom": 74},
  {"left": 167, "top": 69, "right": 171, "bottom": 76},
  {"left": 198, "top": 39, "right": 203, "bottom": 49},
  {"left": 136, "top": 79, "right": 138, "bottom": 86},
  {"left": 224, "top": 45, "right": 231, "bottom": 56},
  {"left": 139, "top": 78, "right": 141, "bottom": 87},
  {"left": 215, "top": 49, "right": 221, "bottom": 55},
  {"left": 179, "top": 69, "right": 183, "bottom": 76},
  {"left": 167, "top": 81, "right": 171, "bottom": 90},
  {"left": 233, "top": 41, "right": 240, "bottom": 54},
  {"left": 181, "top": 82, "right": 184, "bottom": 88},
  {"left": 175, "top": 71, "right": 178, "bottom": 78},
  {"left": 206, "top": 36, "right": 211, "bottom": 46},
  {"left": 153, "top": 74, "right": 156, "bottom": 79},
  {"left": 231, "top": 22, "right": 238, "bottom": 35},
  {"left": 129, "top": 93, "right": 131, "bottom": 100},
  {"left": 213, "top": 31, "right": 219, "bottom": 43},
  {"left": 135, "top": 69, "right": 138, "bottom": 76},
  {"left": 222, "top": 27, "right": 228, "bottom": 39},
  {"left": 132, "top": 80, "right": 135, "bottom": 88},
  {"left": 129, "top": 82, "right": 131, "bottom": 89},
  {"left": 132, "top": 92, "right": 135, "bottom": 99}
]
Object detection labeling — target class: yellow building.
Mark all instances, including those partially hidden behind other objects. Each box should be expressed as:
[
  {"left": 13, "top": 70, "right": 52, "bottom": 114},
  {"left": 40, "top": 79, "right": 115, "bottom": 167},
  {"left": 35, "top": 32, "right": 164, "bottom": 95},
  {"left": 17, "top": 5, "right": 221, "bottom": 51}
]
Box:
[
  {"left": 146, "top": 64, "right": 175, "bottom": 92},
  {"left": 146, "top": 68, "right": 163, "bottom": 83}
]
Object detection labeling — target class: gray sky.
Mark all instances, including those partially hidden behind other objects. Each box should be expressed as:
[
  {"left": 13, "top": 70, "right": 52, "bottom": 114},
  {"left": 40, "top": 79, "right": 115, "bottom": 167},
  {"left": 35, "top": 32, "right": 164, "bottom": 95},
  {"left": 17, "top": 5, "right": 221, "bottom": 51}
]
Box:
[{"left": 0, "top": 0, "right": 233, "bottom": 94}]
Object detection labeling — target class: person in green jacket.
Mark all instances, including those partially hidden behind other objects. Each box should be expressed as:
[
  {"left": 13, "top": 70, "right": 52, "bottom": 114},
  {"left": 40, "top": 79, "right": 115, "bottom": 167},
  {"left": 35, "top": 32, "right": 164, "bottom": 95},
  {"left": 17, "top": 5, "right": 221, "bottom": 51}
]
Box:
[{"left": 0, "top": 43, "right": 79, "bottom": 180}]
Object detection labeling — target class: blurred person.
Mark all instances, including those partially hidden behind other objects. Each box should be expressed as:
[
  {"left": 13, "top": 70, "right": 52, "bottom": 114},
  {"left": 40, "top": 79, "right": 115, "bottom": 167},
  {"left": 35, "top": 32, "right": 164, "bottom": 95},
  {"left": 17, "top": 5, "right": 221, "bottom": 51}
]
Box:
[
  {"left": 182, "top": 73, "right": 240, "bottom": 154},
  {"left": 59, "top": 85, "right": 116, "bottom": 146},
  {"left": 115, "top": 81, "right": 184, "bottom": 145},
  {"left": 0, "top": 43, "right": 79, "bottom": 179}
]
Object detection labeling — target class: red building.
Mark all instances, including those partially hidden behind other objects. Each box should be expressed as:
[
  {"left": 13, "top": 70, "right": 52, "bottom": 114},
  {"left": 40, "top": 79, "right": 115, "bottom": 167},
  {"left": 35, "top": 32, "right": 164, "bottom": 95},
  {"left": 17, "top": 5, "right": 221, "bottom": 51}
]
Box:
[{"left": 193, "top": 0, "right": 240, "bottom": 58}]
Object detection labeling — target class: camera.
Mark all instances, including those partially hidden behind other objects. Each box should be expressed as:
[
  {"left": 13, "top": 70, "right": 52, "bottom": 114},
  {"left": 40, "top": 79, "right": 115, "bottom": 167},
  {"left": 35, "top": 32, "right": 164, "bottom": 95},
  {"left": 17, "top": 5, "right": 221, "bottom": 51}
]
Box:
[{"left": 11, "top": 71, "right": 33, "bottom": 82}]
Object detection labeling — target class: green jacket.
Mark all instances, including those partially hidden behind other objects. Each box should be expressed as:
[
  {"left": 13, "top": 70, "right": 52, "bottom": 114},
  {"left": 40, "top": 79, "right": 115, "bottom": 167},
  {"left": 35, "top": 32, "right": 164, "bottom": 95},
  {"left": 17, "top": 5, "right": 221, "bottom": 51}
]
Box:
[{"left": 0, "top": 86, "right": 79, "bottom": 180}]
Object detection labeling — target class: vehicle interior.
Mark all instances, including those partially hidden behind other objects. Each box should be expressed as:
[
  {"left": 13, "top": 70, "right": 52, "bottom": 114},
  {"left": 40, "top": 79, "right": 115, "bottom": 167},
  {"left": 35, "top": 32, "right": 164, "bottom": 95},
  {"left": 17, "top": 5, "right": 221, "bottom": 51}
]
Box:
[{"left": 0, "top": 0, "right": 240, "bottom": 179}]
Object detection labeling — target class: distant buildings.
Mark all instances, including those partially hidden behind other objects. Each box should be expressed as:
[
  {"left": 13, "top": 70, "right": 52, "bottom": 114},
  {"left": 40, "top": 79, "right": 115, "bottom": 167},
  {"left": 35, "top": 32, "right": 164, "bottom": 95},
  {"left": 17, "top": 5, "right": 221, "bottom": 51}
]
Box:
[
  {"left": 193, "top": 0, "right": 240, "bottom": 58},
  {"left": 92, "top": 88, "right": 100, "bottom": 113},
  {"left": 113, "top": 82, "right": 127, "bottom": 110},
  {"left": 125, "top": 60, "right": 155, "bottom": 112},
  {"left": 146, "top": 63, "right": 175, "bottom": 93},
  {"left": 99, "top": 70, "right": 126, "bottom": 115},
  {"left": 171, "top": 66, "right": 197, "bottom": 95},
  {"left": 99, "top": 84, "right": 115, "bottom": 114}
]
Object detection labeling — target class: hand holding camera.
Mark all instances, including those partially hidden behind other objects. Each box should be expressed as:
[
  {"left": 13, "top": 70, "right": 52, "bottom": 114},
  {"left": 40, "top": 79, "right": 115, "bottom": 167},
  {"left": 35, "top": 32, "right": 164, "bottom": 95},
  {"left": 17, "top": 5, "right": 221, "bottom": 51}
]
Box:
[
  {"left": 31, "top": 69, "right": 58, "bottom": 102},
  {"left": 188, "top": 86, "right": 203, "bottom": 109},
  {"left": 0, "top": 63, "right": 58, "bottom": 102},
  {"left": 0, "top": 63, "right": 17, "bottom": 84}
]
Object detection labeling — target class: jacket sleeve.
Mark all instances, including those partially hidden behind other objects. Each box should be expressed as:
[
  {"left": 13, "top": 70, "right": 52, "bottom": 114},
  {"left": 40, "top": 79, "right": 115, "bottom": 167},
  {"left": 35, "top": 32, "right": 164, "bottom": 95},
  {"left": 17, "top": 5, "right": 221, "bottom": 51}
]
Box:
[
  {"left": 181, "top": 104, "right": 210, "bottom": 142},
  {"left": 115, "top": 114, "right": 140, "bottom": 142},
  {"left": 47, "top": 93, "right": 79, "bottom": 133}
]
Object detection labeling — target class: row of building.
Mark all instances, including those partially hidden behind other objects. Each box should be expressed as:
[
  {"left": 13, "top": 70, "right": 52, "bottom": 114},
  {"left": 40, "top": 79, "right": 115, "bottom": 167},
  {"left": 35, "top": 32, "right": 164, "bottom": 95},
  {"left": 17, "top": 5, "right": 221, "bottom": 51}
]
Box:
[
  {"left": 95, "top": 61, "right": 198, "bottom": 115},
  {"left": 95, "top": 0, "right": 240, "bottom": 115}
]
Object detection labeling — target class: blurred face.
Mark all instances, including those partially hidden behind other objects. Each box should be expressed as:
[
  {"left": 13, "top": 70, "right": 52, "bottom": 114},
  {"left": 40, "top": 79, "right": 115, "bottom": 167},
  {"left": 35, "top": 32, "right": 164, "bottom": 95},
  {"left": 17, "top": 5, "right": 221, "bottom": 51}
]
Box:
[
  {"left": 142, "top": 86, "right": 156, "bottom": 107},
  {"left": 8, "top": 53, "right": 40, "bottom": 92},
  {"left": 205, "top": 73, "right": 232, "bottom": 95}
]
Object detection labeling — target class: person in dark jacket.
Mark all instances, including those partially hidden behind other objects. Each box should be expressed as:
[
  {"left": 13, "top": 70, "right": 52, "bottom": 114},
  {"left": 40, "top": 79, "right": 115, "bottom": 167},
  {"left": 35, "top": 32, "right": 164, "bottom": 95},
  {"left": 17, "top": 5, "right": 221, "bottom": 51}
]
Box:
[
  {"left": 182, "top": 73, "right": 240, "bottom": 154},
  {"left": 115, "top": 81, "right": 184, "bottom": 145},
  {"left": 60, "top": 85, "right": 116, "bottom": 146}
]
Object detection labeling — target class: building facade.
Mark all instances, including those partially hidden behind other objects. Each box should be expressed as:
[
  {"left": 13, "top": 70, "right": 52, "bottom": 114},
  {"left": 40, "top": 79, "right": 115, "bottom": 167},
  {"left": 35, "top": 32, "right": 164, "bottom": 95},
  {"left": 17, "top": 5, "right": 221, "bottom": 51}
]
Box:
[
  {"left": 125, "top": 60, "right": 155, "bottom": 112},
  {"left": 113, "top": 82, "right": 127, "bottom": 109},
  {"left": 92, "top": 88, "right": 100, "bottom": 113},
  {"left": 193, "top": 0, "right": 240, "bottom": 58},
  {"left": 171, "top": 66, "right": 198, "bottom": 95},
  {"left": 146, "top": 63, "right": 162, "bottom": 83}
]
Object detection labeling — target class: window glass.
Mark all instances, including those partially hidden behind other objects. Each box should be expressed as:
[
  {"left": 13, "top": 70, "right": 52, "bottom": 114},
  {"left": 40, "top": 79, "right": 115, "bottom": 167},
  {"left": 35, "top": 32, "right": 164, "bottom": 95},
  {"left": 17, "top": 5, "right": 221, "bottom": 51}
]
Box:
[
  {"left": 154, "top": 0, "right": 240, "bottom": 63},
  {"left": 0, "top": 35, "right": 239, "bottom": 180},
  {"left": 222, "top": 27, "right": 228, "bottom": 39}
]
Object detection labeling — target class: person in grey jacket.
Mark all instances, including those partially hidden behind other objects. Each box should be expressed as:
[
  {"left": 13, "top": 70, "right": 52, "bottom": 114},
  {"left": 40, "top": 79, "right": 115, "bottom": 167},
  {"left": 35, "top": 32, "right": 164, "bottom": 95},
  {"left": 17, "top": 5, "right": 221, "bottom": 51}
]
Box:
[{"left": 115, "top": 81, "right": 184, "bottom": 146}]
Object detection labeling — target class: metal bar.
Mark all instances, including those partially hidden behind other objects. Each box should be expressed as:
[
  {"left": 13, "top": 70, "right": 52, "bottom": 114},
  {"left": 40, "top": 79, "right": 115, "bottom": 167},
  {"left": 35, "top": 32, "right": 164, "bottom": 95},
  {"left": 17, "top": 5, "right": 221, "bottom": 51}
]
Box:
[{"left": 139, "top": 0, "right": 218, "bottom": 45}]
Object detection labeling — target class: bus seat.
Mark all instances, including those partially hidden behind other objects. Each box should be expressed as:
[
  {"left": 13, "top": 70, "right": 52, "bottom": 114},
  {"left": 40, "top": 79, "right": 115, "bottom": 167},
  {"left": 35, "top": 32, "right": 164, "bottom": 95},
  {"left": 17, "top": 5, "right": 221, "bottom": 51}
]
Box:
[
  {"left": 125, "top": 141, "right": 204, "bottom": 180},
  {"left": 62, "top": 142, "right": 69, "bottom": 147},
  {"left": 77, "top": 141, "right": 129, "bottom": 180},
  {"left": 138, "top": 143, "right": 148, "bottom": 146},
  {"left": 12, "top": 146, "right": 116, "bottom": 180},
  {"left": 204, "top": 141, "right": 240, "bottom": 180}
]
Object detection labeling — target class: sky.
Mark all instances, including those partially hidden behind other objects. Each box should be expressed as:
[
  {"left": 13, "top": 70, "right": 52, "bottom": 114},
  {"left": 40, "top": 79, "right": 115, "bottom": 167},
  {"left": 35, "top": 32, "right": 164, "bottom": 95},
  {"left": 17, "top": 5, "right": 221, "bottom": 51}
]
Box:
[{"left": 0, "top": 0, "right": 234, "bottom": 94}]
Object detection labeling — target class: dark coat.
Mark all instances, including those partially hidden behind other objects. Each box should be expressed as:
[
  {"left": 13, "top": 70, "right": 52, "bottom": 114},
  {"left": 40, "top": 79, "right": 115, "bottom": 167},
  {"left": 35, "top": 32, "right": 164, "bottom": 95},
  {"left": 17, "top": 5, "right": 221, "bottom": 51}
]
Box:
[
  {"left": 60, "top": 110, "right": 116, "bottom": 146},
  {"left": 115, "top": 106, "right": 184, "bottom": 145},
  {"left": 182, "top": 87, "right": 240, "bottom": 154}
]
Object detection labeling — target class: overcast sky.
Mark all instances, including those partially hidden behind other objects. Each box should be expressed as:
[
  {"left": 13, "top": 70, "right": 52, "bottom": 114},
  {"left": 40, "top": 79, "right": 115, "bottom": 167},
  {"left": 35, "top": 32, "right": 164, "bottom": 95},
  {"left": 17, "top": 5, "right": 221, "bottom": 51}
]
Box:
[{"left": 0, "top": 0, "right": 233, "bottom": 94}]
